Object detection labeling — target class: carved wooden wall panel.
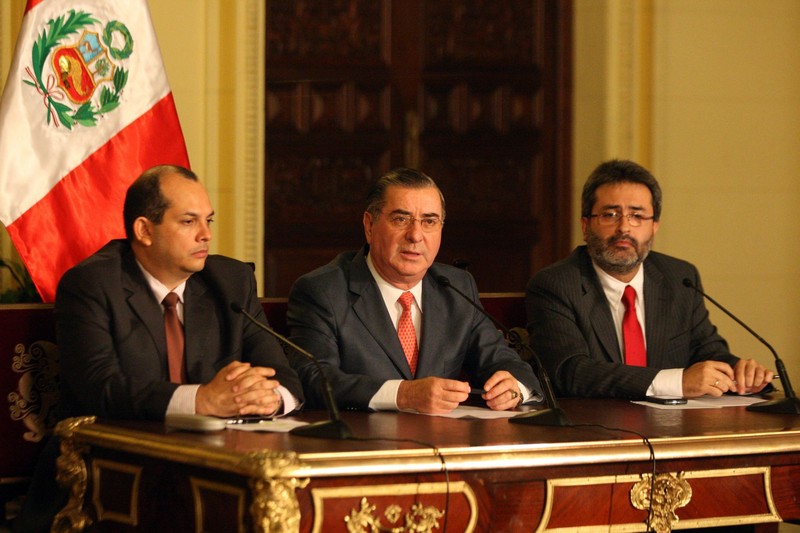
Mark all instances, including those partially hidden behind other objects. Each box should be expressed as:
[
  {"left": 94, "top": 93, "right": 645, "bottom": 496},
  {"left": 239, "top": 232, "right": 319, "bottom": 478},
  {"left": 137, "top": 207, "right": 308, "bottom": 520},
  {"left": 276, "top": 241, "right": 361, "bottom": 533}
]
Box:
[{"left": 265, "top": 0, "right": 571, "bottom": 296}]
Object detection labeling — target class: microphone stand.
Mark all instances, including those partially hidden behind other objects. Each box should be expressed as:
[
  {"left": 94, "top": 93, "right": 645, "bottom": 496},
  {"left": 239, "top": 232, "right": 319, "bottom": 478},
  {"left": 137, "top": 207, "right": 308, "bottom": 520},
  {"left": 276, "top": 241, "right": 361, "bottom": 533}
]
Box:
[
  {"left": 435, "top": 276, "right": 571, "bottom": 426},
  {"left": 231, "top": 303, "right": 354, "bottom": 438},
  {"left": 682, "top": 279, "right": 800, "bottom": 415}
]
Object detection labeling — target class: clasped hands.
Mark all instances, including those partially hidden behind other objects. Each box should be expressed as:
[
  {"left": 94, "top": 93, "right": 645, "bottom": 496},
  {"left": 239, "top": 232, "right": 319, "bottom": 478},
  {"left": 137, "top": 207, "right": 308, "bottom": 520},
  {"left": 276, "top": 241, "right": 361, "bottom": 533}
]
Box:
[
  {"left": 397, "top": 370, "right": 521, "bottom": 414},
  {"left": 195, "top": 361, "right": 283, "bottom": 417},
  {"left": 682, "top": 359, "right": 774, "bottom": 398}
]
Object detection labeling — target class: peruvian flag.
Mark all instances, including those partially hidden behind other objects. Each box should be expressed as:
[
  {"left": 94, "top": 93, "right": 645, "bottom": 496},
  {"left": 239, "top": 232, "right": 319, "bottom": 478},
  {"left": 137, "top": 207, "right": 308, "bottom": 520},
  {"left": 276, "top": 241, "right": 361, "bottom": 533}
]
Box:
[{"left": 0, "top": 0, "right": 189, "bottom": 302}]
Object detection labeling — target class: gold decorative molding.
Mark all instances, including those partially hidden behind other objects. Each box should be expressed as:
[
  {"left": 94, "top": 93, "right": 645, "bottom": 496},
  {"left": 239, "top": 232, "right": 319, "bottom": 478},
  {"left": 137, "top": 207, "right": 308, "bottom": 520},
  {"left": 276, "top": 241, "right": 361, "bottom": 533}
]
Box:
[
  {"left": 8, "top": 340, "right": 60, "bottom": 442},
  {"left": 345, "top": 497, "right": 445, "bottom": 533},
  {"left": 92, "top": 459, "right": 142, "bottom": 526},
  {"left": 250, "top": 476, "right": 309, "bottom": 533},
  {"left": 312, "top": 481, "right": 477, "bottom": 533},
  {"left": 52, "top": 416, "right": 96, "bottom": 533},
  {"left": 631, "top": 472, "right": 692, "bottom": 533},
  {"left": 540, "top": 466, "right": 780, "bottom": 533},
  {"left": 243, "top": 448, "right": 309, "bottom": 533}
]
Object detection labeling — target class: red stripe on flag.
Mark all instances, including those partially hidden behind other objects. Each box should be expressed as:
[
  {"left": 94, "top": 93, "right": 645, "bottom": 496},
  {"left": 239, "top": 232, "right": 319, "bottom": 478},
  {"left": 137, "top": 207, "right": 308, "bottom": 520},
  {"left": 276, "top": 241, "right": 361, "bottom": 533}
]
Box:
[
  {"left": 25, "top": 0, "right": 46, "bottom": 13},
  {"left": 6, "top": 93, "right": 189, "bottom": 302}
]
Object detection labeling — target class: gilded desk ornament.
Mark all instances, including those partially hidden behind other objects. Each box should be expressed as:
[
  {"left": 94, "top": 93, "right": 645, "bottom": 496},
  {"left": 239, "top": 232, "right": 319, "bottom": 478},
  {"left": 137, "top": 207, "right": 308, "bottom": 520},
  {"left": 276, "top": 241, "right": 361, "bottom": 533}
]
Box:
[
  {"left": 52, "top": 416, "right": 97, "bottom": 533},
  {"left": 243, "top": 450, "right": 309, "bottom": 533},
  {"left": 631, "top": 472, "right": 692, "bottom": 533},
  {"left": 8, "top": 340, "right": 59, "bottom": 442},
  {"left": 344, "top": 497, "right": 445, "bottom": 533}
]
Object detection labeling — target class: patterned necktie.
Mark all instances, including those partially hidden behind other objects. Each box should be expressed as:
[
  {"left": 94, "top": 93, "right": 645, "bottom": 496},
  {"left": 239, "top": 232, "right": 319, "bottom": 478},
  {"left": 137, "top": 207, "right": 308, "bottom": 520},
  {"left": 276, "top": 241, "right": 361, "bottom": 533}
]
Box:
[
  {"left": 162, "top": 292, "right": 185, "bottom": 383},
  {"left": 397, "top": 292, "right": 419, "bottom": 376},
  {"left": 621, "top": 285, "right": 647, "bottom": 367}
]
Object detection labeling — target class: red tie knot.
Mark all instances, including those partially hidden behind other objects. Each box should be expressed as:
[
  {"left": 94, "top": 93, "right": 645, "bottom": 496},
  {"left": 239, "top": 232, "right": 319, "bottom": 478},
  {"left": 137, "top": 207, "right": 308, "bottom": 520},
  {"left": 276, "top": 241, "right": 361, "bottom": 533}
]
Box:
[
  {"left": 163, "top": 292, "right": 180, "bottom": 309},
  {"left": 399, "top": 291, "right": 414, "bottom": 311}
]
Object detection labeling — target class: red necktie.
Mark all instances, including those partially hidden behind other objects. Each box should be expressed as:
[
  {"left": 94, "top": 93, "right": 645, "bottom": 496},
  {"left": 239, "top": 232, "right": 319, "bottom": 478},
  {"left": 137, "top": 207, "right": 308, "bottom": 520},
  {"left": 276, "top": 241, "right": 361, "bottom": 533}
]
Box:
[
  {"left": 162, "top": 292, "right": 186, "bottom": 383},
  {"left": 621, "top": 285, "right": 647, "bottom": 367},
  {"left": 398, "top": 292, "right": 419, "bottom": 376}
]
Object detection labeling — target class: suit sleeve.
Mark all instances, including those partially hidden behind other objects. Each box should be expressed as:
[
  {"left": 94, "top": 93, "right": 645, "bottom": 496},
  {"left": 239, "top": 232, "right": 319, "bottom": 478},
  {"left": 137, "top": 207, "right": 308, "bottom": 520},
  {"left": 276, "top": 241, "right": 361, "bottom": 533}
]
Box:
[
  {"left": 454, "top": 271, "right": 542, "bottom": 397},
  {"left": 287, "top": 275, "right": 387, "bottom": 410},
  {"left": 672, "top": 267, "right": 739, "bottom": 368}
]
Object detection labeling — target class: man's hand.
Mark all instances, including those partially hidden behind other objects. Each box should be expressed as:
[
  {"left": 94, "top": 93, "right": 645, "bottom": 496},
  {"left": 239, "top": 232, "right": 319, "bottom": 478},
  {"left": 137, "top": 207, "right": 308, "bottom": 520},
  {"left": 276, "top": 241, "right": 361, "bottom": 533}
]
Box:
[
  {"left": 682, "top": 360, "right": 736, "bottom": 397},
  {"left": 195, "top": 361, "right": 282, "bottom": 417},
  {"left": 732, "top": 358, "right": 774, "bottom": 395},
  {"left": 481, "top": 370, "right": 522, "bottom": 411},
  {"left": 396, "top": 377, "right": 470, "bottom": 414}
]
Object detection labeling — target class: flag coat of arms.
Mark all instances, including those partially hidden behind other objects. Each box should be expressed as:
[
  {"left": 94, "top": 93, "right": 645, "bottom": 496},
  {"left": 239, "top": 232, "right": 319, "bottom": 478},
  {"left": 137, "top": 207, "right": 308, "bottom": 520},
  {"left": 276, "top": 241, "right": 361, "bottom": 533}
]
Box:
[{"left": 0, "top": 0, "right": 189, "bottom": 302}]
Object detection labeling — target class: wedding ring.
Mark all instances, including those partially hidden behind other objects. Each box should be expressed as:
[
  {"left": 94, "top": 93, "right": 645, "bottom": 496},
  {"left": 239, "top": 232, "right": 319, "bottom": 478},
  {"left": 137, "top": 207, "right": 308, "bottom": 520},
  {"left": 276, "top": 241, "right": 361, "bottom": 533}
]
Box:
[
  {"left": 714, "top": 379, "right": 719, "bottom": 387},
  {"left": 510, "top": 390, "right": 519, "bottom": 400}
]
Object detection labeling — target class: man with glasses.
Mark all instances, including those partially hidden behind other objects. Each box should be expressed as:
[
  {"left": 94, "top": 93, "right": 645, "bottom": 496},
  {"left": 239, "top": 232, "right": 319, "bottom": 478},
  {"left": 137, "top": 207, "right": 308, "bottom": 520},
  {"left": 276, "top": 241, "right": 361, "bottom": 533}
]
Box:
[
  {"left": 525, "top": 159, "right": 773, "bottom": 399},
  {"left": 287, "top": 167, "right": 541, "bottom": 413}
]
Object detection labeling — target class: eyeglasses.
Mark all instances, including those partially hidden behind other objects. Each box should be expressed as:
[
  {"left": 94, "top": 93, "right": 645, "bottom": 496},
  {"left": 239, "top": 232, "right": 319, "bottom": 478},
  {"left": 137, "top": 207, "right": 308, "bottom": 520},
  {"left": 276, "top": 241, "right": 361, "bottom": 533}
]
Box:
[
  {"left": 380, "top": 212, "right": 444, "bottom": 232},
  {"left": 588, "top": 211, "right": 655, "bottom": 227}
]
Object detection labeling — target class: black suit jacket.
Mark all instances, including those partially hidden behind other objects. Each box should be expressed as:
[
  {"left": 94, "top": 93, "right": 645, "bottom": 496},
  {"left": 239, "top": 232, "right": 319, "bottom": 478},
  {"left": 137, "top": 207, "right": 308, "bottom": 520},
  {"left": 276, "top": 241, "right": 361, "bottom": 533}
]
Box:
[
  {"left": 54, "top": 239, "right": 303, "bottom": 420},
  {"left": 525, "top": 246, "right": 738, "bottom": 398},
  {"left": 287, "top": 247, "right": 541, "bottom": 410}
]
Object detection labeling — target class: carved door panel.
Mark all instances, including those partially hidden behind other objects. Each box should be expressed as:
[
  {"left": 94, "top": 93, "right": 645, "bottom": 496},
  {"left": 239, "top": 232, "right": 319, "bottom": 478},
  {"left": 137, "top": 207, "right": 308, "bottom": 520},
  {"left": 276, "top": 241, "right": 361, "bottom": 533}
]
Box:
[{"left": 265, "top": 0, "right": 571, "bottom": 297}]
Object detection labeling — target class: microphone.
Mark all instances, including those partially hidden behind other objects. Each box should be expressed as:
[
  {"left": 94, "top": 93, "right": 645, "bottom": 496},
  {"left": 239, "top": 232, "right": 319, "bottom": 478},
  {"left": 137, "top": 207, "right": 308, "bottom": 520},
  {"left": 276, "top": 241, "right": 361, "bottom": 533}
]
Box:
[
  {"left": 435, "top": 275, "right": 570, "bottom": 426},
  {"left": 230, "top": 303, "right": 354, "bottom": 438},
  {"left": 682, "top": 278, "right": 800, "bottom": 414}
]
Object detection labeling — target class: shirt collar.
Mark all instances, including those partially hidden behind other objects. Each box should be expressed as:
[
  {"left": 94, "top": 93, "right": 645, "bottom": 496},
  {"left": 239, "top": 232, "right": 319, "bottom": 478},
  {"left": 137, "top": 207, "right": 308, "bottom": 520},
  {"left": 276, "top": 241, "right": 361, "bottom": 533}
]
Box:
[
  {"left": 136, "top": 260, "right": 188, "bottom": 304},
  {"left": 591, "top": 261, "right": 645, "bottom": 307},
  {"left": 365, "top": 252, "right": 423, "bottom": 309}
]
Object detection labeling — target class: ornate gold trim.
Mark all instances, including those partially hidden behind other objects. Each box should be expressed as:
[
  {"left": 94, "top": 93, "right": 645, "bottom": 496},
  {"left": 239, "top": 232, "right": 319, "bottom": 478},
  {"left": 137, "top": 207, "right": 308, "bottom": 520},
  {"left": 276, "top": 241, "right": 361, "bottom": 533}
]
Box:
[
  {"left": 631, "top": 472, "right": 691, "bottom": 533},
  {"left": 538, "top": 467, "right": 780, "bottom": 533},
  {"left": 52, "top": 416, "right": 96, "bottom": 533},
  {"left": 91, "top": 459, "right": 142, "bottom": 526},
  {"left": 250, "top": 476, "right": 309, "bottom": 533},
  {"left": 190, "top": 477, "right": 246, "bottom": 533},
  {"left": 8, "top": 339, "right": 60, "bottom": 442},
  {"left": 311, "top": 482, "right": 477, "bottom": 533}
]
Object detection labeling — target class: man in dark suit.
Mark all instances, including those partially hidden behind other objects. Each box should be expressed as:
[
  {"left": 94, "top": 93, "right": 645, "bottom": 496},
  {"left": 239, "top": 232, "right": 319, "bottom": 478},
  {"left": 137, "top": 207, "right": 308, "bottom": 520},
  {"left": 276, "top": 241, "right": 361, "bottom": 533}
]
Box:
[
  {"left": 14, "top": 165, "right": 302, "bottom": 532},
  {"left": 287, "top": 168, "right": 541, "bottom": 414},
  {"left": 525, "top": 159, "right": 773, "bottom": 399},
  {"left": 55, "top": 164, "right": 302, "bottom": 419}
]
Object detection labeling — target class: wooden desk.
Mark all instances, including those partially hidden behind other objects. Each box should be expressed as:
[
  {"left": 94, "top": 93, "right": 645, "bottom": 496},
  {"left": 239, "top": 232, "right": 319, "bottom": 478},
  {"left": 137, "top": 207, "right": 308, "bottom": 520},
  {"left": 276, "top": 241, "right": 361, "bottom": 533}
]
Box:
[{"left": 52, "top": 399, "right": 800, "bottom": 533}]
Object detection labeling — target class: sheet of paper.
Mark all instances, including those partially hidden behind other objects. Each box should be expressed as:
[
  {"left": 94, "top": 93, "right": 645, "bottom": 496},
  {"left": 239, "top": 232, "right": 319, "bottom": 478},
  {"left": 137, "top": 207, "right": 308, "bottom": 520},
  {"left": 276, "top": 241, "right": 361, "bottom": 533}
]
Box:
[
  {"left": 412, "top": 405, "right": 525, "bottom": 419},
  {"left": 226, "top": 419, "right": 309, "bottom": 432},
  {"left": 632, "top": 395, "right": 767, "bottom": 409}
]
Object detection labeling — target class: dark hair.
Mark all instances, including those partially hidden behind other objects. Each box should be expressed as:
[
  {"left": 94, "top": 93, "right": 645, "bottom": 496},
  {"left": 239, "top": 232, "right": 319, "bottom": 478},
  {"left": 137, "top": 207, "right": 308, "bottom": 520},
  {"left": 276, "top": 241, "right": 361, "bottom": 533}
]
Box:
[
  {"left": 365, "top": 167, "right": 446, "bottom": 219},
  {"left": 123, "top": 165, "right": 198, "bottom": 240},
  {"left": 581, "top": 159, "right": 662, "bottom": 221}
]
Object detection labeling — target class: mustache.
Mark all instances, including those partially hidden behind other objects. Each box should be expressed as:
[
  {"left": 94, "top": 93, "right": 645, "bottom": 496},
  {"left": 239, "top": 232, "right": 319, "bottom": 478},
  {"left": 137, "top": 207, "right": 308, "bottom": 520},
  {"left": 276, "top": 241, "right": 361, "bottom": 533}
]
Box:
[{"left": 608, "top": 235, "right": 638, "bottom": 247}]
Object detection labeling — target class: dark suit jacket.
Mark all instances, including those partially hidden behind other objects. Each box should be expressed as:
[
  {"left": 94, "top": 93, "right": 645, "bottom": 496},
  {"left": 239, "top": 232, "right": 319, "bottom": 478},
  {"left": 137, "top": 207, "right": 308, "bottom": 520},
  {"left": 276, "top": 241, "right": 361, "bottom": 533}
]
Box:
[
  {"left": 54, "top": 239, "right": 303, "bottom": 420},
  {"left": 525, "top": 246, "right": 738, "bottom": 398},
  {"left": 286, "top": 247, "right": 540, "bottom": 410}
]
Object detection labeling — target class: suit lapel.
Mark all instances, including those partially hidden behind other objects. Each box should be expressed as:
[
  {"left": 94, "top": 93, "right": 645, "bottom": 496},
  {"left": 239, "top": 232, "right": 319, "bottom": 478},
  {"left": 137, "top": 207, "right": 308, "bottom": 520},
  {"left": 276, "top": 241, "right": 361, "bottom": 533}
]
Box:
[
  {"left": 183, "top": 276, "right": 214, "bottom": 381},
  {"left": 579, "top": 250, "right": 623, "bottom": 363},
  {"left": 642, "top": 259, "right": 669, "bottom": 368},
  {"left": 121, "top": 252, "right": 168, "bottom": 371},
  {"left": 416, "top": 274, "right": 447, "bottom": 377},
  {"left": 349, "top": 250, "right": 414, "bottom": 379}
]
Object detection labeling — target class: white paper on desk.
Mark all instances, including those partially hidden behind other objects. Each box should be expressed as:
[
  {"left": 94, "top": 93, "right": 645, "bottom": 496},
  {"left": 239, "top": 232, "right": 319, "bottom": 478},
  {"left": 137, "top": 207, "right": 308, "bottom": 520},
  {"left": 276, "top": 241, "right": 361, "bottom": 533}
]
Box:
[
  {"left": 632, "top": 395, "right": 767, "bottom": 409},
  {"left": 413, "top": 405, "right": 520, "bottom": 419},
  {"left": 226, "top": 419, "right": 308, "bottom": 432}
]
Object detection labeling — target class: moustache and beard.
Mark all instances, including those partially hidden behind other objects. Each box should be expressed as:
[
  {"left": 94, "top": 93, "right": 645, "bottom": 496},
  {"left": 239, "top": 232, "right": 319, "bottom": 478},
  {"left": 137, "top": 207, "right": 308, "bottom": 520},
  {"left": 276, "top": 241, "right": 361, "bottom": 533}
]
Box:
[{"left": 585, "top": 228, "right": 655, "bottom": 277}]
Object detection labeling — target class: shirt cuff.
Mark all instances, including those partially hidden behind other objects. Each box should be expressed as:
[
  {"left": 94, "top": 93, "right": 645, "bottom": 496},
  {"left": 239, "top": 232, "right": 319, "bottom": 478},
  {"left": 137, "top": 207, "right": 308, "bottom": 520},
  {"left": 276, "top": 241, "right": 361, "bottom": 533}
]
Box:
[
  {"left": 165, "top": 384, "right": 299, "bottom": 417},
  {"left": 165, "top": 384, "right": 200, "bottom": 415},
  {"left": 647, "top": 368, "right": 685, "bottom": 397},
  {"left": 518, "top": 379, "right": 542, "bottom": 404},
  {"left": 369, "top": 380, "right": 403, "bottom": 411}
]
